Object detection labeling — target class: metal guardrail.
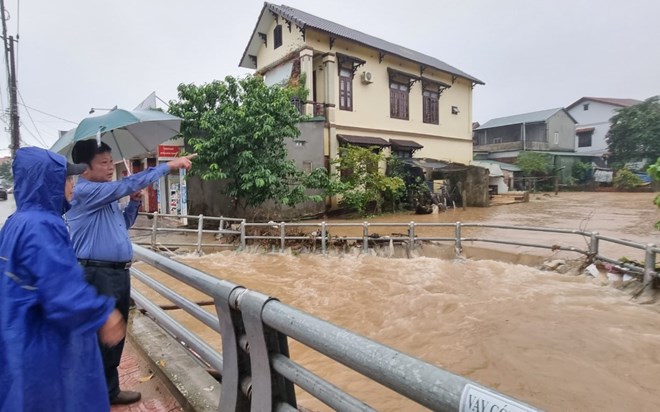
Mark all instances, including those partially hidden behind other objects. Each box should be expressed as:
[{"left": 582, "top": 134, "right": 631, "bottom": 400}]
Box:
[
  {"left": 132, "top": 212, "right": 658, "bottom": 285},
  {"left": 131, "top": 244, "right": 541, "bottom": 412}
]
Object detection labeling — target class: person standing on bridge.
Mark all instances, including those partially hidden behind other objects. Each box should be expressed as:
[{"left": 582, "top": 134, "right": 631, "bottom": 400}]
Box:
[
  {"left": 67, "top": 139, "right": 194, "bottom": 405},
  {"left": 0, "top": 147, "right": 126, "bottom": 412}
]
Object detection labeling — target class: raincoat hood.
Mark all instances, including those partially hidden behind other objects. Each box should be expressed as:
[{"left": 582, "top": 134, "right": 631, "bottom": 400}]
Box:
[{"left": 13, "top": 147, "right": 68, "bottom": 213}]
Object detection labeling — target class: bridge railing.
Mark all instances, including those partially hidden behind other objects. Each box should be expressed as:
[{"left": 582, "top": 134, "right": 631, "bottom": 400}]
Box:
[{"left": 130, "top": 244, "right": 541, "bottom": 412}]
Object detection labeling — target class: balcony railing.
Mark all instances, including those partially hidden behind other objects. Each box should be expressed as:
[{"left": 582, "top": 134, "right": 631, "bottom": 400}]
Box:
[
  {"left": 475, "top": 140, "right": 550, "bottom": 152},
  {"left": 291, "top": 98, "right": 325, "bottom": 117}
]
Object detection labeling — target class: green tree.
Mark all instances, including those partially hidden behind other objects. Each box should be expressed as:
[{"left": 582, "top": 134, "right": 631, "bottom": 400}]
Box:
[
  {"left": 0, "top": 162, "right": 12, "bottom": 184},
  {"left": 606, "top": 97, "right": 660, "bottom": 165},
  {"left": 647, "top": 157, "right": 660, "bottom": 229},
  {"left": 168, "top": 75, "right": 322, "bottom": 212},
  {"left": 613, "top": 169, "right": 643, "bottom": 191},
  {"left": 515, "top": 152, "right": 552, "bottom": 175},
  {"left": 571, "top": 161, "right": 592, "bottom": 185},
  {"left": 326, "top": 145, "right": 404, "bottom": 215}
]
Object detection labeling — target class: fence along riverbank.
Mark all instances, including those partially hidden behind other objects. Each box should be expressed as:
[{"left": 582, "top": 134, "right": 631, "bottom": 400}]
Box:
[{"left": 130, "top": 212, "right": 658, "bottom": 288}]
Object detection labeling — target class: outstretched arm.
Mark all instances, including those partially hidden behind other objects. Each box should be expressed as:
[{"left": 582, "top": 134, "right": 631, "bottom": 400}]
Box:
[{"left": 76, "top": 155, "right": 195, "bottom": 211}]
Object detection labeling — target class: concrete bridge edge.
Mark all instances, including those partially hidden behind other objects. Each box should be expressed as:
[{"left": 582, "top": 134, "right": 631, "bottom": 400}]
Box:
[{"left": 128, "top": 309, "right": 221, "bottom": 411}]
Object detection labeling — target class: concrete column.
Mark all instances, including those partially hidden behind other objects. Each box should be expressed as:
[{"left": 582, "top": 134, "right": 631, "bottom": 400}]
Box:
[
  {"left": 323, "top": 54, "right": 337, "bottom": 121},
  {"left": 322, "top": 54, "right": 339, "bottom": 208},
  {"left": 299, "top": 48, "right": 314, "bottom": 116}
]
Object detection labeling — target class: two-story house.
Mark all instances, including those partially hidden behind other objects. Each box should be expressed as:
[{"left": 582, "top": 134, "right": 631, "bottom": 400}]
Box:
[
  {"left": 240, "top": 3, "right": 484, "bottom": 171},
  {"left": 473, "top": 108, "right": 577, "bottom": 163},
  {"left": 566, "top": 97, "right": 641, "bottom": 158}
]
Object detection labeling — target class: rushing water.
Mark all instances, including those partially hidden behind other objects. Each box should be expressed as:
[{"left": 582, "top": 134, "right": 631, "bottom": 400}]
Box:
[{"left": 133, "top": 192, "right": 660, "bottom": 412}]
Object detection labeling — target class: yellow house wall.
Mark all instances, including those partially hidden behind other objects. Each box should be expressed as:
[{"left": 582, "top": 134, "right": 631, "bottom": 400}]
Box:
[
  {"left": 255, "top": 26, "right": 475, "bottom": 164},
  {"left": 304, "top": 29, "right": 474, "bottom": 164},
  {"left": 255, "top": 18, "right": 305, "bottom": 72}
]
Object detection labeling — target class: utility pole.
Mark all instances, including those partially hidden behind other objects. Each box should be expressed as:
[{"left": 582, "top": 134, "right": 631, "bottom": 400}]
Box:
[
  {"left": 0, "top": 0, "right": 19, "bottom": 158},
  {"left": 7, "top": 35, "right": 18, "bottom": 157}
]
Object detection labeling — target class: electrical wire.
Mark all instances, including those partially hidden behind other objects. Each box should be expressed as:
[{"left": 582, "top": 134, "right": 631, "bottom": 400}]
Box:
[
  {"left": 20, "top": 123, "right": 48, "bottom": 148},
  {"left": 17, "top": 90, "right": 48, "bottom": 147},
  {"left": 17, "top": 102, "right": 77, "bottom": 124}
]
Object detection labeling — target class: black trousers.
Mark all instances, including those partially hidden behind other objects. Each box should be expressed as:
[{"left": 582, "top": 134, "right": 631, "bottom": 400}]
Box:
[{"left": 82, "top": 265, "right": 131, "bottom": 399}]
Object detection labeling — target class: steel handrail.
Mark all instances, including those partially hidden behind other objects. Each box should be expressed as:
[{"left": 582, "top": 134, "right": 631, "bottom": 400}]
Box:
[{"left": 131, "top": 244, "right": 540, "bottom": 411}]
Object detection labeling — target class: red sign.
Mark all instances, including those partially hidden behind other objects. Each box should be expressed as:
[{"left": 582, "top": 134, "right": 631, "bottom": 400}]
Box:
[{"left": 158, "top": 145, "right": 181, "bottom": 158}]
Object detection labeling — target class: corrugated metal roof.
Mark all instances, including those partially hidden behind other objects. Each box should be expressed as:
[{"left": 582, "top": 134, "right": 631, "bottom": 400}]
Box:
[
  {"left": 576, "top": 127, "right": 595, "bottom": 133},
  {"left": 470, "top": 161, "right": 504, "bottom": 177},
  {"left": 470, "top": 160, "right": 522, "bottom": 172},
  {"left": 476, "top": 108, "right": 564, "bottom": 130},
  {"left": 389, "top": 138, "right": 423, "bottom": 150},
  {"left": 337, "top": 135, "right": 390, "bottom": 147},
  {"left": 241, "top": 3, "right": 484, "bottom": 85},
  {"left": 567, "top": 97, "right": 642, "bottom": 110}
]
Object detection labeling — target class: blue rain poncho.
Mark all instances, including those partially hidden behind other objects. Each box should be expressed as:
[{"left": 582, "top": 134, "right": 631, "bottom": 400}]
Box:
[{"left": 0, "top": 147, "right": 116, "bottom": 411}]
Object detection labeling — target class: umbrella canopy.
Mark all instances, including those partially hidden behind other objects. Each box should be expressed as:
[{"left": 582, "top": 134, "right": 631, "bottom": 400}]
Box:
[{"left": 50, "top": 108, "right": 182, "bottom": 162}]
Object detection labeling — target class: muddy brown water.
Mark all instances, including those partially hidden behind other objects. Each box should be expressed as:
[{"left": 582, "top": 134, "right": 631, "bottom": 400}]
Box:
[{"left": 132, "top": 192, "right": 660, "bottom": 411}]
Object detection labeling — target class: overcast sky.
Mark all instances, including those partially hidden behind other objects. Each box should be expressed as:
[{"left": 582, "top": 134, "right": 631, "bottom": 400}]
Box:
[{"left": 1, "top": 0, "right": 658, "bottom": 156}]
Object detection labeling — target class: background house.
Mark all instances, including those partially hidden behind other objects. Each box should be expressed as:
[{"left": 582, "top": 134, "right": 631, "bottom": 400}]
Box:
[
  {"left": 566, "top": 97, "right": 642, "bottom": 159},
  {"left": 240, "top": 2, "right": 484, "bottom": 174},
  {"left": 473, "top": 108, "right": 577, "bottom": 163}
]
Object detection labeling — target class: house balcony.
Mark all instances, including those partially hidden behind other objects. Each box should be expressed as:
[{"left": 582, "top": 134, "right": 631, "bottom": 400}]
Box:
[
  {"left": 475, "top": 140, "right": 549, "bottom": 152},
  {"left": 291, "top": 98, "right": 326, "bottom": 117}
]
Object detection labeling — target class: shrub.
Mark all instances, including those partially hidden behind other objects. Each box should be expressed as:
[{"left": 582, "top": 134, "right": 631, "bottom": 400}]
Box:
[{"left": 613, "top": 169, "right": 643, "bottom": 191}]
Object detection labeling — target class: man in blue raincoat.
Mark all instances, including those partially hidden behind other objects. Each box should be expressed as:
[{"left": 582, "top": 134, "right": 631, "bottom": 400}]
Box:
[{"left": 0, "top": 147, "right": 126, "bottom": 412}]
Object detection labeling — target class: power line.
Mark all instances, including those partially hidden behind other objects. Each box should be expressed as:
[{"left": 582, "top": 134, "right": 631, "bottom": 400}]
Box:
[
  {"left": 20, "top": 122, "right": 47, "bottom": 148},
  {"left": 17, "top": 90, "right": 48, "bottom": 147},
  {"left": 17, "top": 102, "right": 77, "bottom": 124},
  {"left": 0, "top": 0, "right": 10, "bottom": 114}
]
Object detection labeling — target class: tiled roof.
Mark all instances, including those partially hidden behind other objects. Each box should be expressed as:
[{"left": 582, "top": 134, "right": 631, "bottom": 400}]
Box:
[
  {"left": 337, "top": 135, "right": 390, "bottom": 147},
  {"left": 476, "top": 108, "right": 567, "bottom": 130},
  {"left": 389, "top": 138, "right": 423, "bottom": 150},
  {"left": 567, "top": 97, "right": 642, "bottom": 110},
  {"left": 241, "top": 3, "right": 484, "bottom": 85}
]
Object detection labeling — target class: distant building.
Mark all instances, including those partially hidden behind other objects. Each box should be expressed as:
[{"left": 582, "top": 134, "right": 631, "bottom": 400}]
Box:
[
  {"left": 566, "top": 97, "right": 642, "bottom": 158},
  {"left": 473, "top": 108, "right": 577, "bottom": 162}
]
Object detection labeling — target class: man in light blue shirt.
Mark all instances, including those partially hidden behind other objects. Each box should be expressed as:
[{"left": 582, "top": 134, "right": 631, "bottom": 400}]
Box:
[{"left": 66, "top": 139, "right": 193, "bottom": 405}]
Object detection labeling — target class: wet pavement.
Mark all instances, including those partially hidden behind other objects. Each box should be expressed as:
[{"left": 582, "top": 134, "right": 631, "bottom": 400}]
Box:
[{"left": 112, "top": 338, "right": 182, "bottom": 412}]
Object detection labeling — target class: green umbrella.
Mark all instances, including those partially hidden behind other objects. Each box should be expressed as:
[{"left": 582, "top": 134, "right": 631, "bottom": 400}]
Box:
[{"left": 51, "top": 108, "right": 182, "bottom": 162}]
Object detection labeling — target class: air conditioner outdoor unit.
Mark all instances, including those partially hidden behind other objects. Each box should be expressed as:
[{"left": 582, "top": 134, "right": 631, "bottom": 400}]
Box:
[{"left": 361, "top": 71, "right": 374, "bottom": 84}]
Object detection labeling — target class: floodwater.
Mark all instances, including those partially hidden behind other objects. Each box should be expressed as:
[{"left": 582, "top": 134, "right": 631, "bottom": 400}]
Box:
[{"left": 131, "top": 192, "right": 660, "bottom": 412}]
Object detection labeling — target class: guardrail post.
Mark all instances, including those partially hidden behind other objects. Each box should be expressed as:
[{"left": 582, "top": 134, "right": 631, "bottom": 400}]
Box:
[
  {"left": 191, "top": 214, "right": 201, "bottom": 255},
  {"left": 214, "top": 287, "right": 251, "bottom": 412},
  {"left": 644, "top": 244, "right": 657, "bottom": 288},
  {"left": 408, "top": 222, "right": 415, "bottom": 254},
  {"left": 589, "top": 232, "right": 599, "bottom": 257},
  {"left": 150, "top": 212, "right": 158, "bottom": 249},
  {"left": 362, "top": 221, "right": 369, "bottom": 253},
  {"left": 321, "top": 222, "right": 327, "bottom": 255},
  {"left": 280, "top": 222, "right": 286, "bottom": 253},
  {"left": 238, "top": 290, "right": 297, "bottom": 411},
  {"left": 218, "top": 215, "right": 224, "bottom": 238},
  {"left": 240, "top": 220, "right": 246, "bottom": 250},
  {"left": 455, "top": 221, "right": 462, "bottom": 256}
]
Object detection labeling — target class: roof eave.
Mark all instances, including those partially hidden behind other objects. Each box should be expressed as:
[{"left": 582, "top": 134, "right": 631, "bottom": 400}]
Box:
[
  {"left": 257, "top": 4, "right": 484, "bottom": 85},
  {"left": 239, "top": 2, "right": 269, "bottom": 70}
]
